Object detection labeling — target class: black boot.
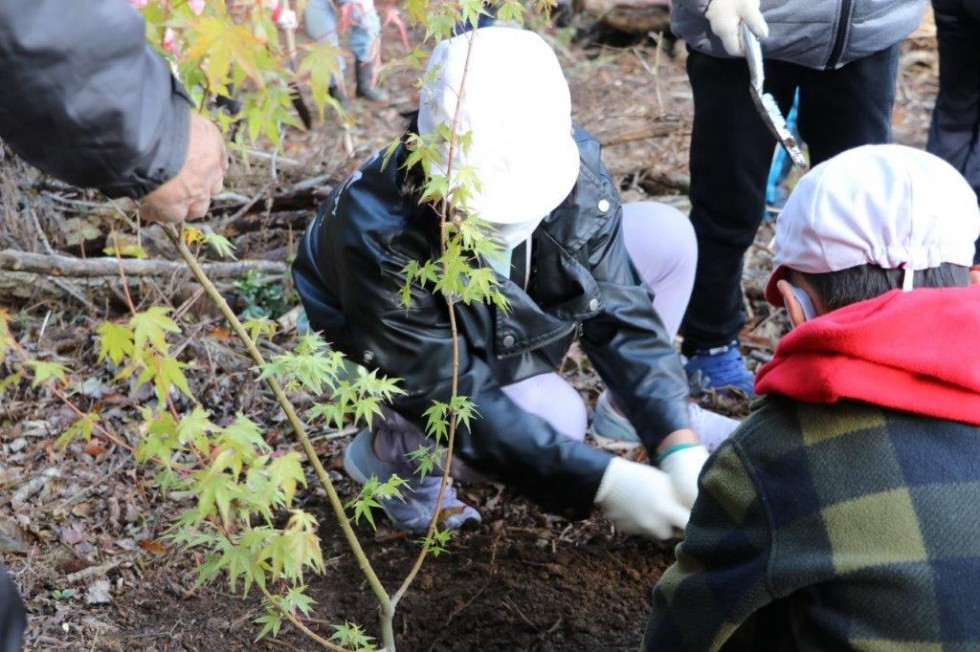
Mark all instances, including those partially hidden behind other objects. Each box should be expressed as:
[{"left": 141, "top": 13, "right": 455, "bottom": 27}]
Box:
[{"left": 355, "top": 58, "right": 389, "bottom": 102}]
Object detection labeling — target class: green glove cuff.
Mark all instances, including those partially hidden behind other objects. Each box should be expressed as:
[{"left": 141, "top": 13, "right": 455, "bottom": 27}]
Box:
[{"left": 655, "top": 442, "right": 700, "bottom": 466}]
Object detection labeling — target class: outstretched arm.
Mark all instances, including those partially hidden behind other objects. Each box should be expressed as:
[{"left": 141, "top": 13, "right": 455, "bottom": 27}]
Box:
[{"left": 0, "top": 0, "right": 225, "bottom": 220}]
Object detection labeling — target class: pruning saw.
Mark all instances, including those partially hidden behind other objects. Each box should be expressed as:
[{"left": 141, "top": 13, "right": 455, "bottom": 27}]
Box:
[{"left": 738, "top": 22, "right": 809, "bottom": 173}]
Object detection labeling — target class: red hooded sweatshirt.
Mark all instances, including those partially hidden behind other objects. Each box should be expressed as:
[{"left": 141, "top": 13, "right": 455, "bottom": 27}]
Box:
[{"left": 754, "top": 285, "right": 980, "bottom": 426}]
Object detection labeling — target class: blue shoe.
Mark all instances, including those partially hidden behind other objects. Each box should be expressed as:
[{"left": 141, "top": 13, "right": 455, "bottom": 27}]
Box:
[
  {"left": 591, "top": 390, "right": 741, "bottom": 452},
  {"left": 295, "top": 307, "right": 310, "bottom": 335},
  {"left": 684, "top": 341, "right": 755, "bottom": 396},
  {"left": 343, "top": 429, "right": 481, "bottom": 534},
  {"left": 591, "top": 390, "right": 641, "bottom": 448}
]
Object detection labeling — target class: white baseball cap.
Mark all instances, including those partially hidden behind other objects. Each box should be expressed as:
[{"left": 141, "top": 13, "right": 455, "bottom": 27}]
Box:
[
  {"left": 766, "top": 144, "right": 980, "bottom": 306},
  {"left": 417, "top": 26, "right": 580, "bottom": 225}
]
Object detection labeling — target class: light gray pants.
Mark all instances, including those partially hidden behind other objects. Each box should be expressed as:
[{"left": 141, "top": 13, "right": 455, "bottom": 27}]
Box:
[
  {"left": 303, "top": 0, "right": 381, "bottom": 69},
  {"left": 375, "top": 201, "right": 697, "bottom": 475}
]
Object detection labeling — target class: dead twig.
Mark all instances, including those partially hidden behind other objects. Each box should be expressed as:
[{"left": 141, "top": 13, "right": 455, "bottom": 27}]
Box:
[
  {"left": 25, "top": 207, "right": 95, "bottom": 309},
  {"left": 66, "top": 561, "right": 122, "bottom": 585},
  {"left": 598, "top": 122, "right": 684, "bottom": 148}
]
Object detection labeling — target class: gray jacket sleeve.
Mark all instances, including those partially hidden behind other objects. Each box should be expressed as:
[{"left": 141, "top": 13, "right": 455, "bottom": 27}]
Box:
[
  {"left": 671, "top": 0, "right": 712, "bottom": 16},
  {"left": 0, "top": 0, "right": 191, "bottom": 198}
]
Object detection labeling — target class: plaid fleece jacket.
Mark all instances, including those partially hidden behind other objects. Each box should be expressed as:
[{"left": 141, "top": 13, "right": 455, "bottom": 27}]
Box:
[{"left": 644, "top": 394, "right": 980, "bottom": 651}]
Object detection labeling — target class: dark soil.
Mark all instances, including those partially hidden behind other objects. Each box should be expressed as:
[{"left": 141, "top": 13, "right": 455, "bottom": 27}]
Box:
[
  {"left": 0, "top": 9, "right": 940, "bottom": 652},
  {"left": 106, "top": 523, "right": 674, "bottom": 651}
]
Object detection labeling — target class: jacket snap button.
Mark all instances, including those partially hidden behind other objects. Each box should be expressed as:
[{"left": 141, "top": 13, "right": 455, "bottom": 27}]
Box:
[
  {"left": 589, "top": 298, "right": 600, "bottom": 311},
  {"left": 363, "top": 350, "right": 375, "bottom": 363},
  {"left": 502, "top": 335, "right": 515, "bottom": 348},
  {"left": 597, "top": 199, "right": 610, "bottom": 214}
]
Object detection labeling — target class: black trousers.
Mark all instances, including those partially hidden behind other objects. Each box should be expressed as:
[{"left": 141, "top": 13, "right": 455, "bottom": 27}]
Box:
[
  {"left": 680, "top": 45, "right": 899, "bottom": 353},
  {"left": 928, "top": 0, "right": 980, "bottom": 262}
]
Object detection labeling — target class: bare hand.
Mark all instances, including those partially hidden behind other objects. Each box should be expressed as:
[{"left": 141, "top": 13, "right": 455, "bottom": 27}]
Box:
[{"left": 139, "top": 113, "right": 227, "bottom": 224}]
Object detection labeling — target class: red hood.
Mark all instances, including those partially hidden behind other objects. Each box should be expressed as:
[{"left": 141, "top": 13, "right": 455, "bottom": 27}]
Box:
[{"left": 755, "top": 286, "right": 980, "bottom": 425}]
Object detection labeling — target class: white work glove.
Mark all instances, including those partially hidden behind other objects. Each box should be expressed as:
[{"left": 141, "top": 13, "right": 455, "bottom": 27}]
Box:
[
  {"left": 704, "top": 0, "right": 769, "bottom": 56},
  {"left": 266, "top": 0, "right": 299, "bottom": 29},
  {"left": 277, "top": 8, "right": 298, "bottom": 30},
  {"left": 658, "top": 445, "right": 710, "bottom": 509},
  {"left": 594, "top": 457, "right": 691, "bottom": 539}
]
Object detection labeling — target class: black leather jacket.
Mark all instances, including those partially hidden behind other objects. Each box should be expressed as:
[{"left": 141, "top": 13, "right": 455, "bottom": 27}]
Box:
[{"left": 293, "top": 128, "right": 691, "bottom": 518}]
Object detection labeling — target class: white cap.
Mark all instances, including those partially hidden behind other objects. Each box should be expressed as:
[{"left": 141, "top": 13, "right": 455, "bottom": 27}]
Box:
[
  {"left": 417, "top": 26, "right": 580, "bottom": 225},
  {"left": 766, "top": 144, "right": 980, "bottom": 305}
]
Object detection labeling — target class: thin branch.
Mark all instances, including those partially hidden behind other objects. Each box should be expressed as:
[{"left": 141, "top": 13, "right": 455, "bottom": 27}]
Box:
[
  {"left": 4, "top": 337, "right": 132, "bottom": 452},
  {"left": 391, "top": 23, "right": 478, "bottom": 612},
  {"left": 258, "top": 583, "right": 348, "bottom": 651},
  {"left": 48, "top": 384, "right": 133, "bottom": 452},
  {"left": 111, "top": 235, "right": 138, "bottom": 314},
  {"left": 161, "top": 223, "right": 393, "bottom": 620}
]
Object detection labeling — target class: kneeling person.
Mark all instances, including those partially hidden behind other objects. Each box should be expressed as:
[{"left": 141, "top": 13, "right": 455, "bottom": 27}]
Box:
[{"left": 293, "top": 26, "right": 738, "bottom": 538}]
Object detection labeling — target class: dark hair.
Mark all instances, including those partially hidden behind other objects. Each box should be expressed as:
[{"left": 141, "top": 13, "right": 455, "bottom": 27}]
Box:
[{"left": 800, "top": 263, "right": 969, "bottom": 312}]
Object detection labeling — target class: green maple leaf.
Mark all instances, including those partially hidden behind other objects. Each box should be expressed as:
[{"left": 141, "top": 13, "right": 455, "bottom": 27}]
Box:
[
  {"left": 57, "top": 412, "right": 100, "bottom": 449},
  {"left": 298, "top": 42, "right": 344, "bottom": 119},
  {"left": 130, "top": 306, "right": 180, "bottom": 355},
  {"left": 185, "top": 17, "right": 265, "bottom": 90},
  {"left": 242, "top": 317, "right": 276, "bottom": 343},
  {"left": 156, "top": 354, "right": 193, "bottom": 400},
  {"left": 423, "top": 401, "right": 450, "bottom": 443},
  {"left": 195, "top": 460, "right": 239, "bottom": 527},
  {"left": 254, "top": 612, "right": 283, "bottom": 641},
  {"left": 267, "top": 453, "right": 306, "bottom": 505},
  {"left": 26, "top": 360, "right": 69, "bottom": 386},
  {"left": 201, "top": 232, "right": 237, "bottom": 260},
  {"left": 176, "top": 406, "right": 214, "bottom": 455},
  {"left": 221, "top": 415, "right": 270, "bottom": 459},
  {"left": 135, "top": 410, "right": 179, "bottom": 465},
  {"left": 97, "top": 321, "right": 134, "bottom": 365}
]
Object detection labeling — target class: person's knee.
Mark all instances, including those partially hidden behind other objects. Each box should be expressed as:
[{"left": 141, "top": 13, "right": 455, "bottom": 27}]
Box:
[
  {"left": 501, "top": 373, "right": 587, "bottom": 441},
  {"left": 622, "top": 201, "right": 697, "bottom": 275},
  {"left": 659, "top": 204, "right": 697, "bottom": 265}
]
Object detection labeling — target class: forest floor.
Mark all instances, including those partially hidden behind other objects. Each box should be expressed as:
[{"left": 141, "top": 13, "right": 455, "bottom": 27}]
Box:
[{"left": 0, "top": 10, "right": 939, "bottom": 652}]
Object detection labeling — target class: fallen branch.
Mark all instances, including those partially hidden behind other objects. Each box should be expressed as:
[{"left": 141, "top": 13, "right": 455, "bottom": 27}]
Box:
[
  {"left": 66, "top": 561, "right": 123, "bottom": 585},
  {"left": 0, "top": 271, "right": 234, "bottom": 311},
  {"left": 630, "top": 168, "right": 691, "bottom": 194},
  {"left": 0, "top": 250, "right": 287, "bottom": 278},
  {"left": 210, "top": 174, "right": 333, "bottom": 215},
  {"left": 223, "top": 209, "right": 313, "bottom": 236},
  {"left": 597, "top": 122, "right": 686, "bottom": 147}
]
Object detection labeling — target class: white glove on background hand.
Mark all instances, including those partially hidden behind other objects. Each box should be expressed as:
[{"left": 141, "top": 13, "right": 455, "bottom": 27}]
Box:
[
  {"left": 266, "top": 1, "right": 299, "bottom": 30},
  {"left": 658, "top": 445, "right": 710, "bottom": 509},
  {"left": 594, "top": 457, "right": 691, "bottom": 539},
  {"left": 704, "top": 0, "right": 769, "bottom": 56},
  {"left": 276, "top": 8, "right": 298, "bottom": 30}
]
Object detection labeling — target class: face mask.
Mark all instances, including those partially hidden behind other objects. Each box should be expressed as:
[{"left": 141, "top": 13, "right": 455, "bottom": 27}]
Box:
[
  {"left": 789, "top": 284, "right": 817, "bottom": 322},
  {"left": 480, "top": 216, "right": 544, "bottom": 250}
]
